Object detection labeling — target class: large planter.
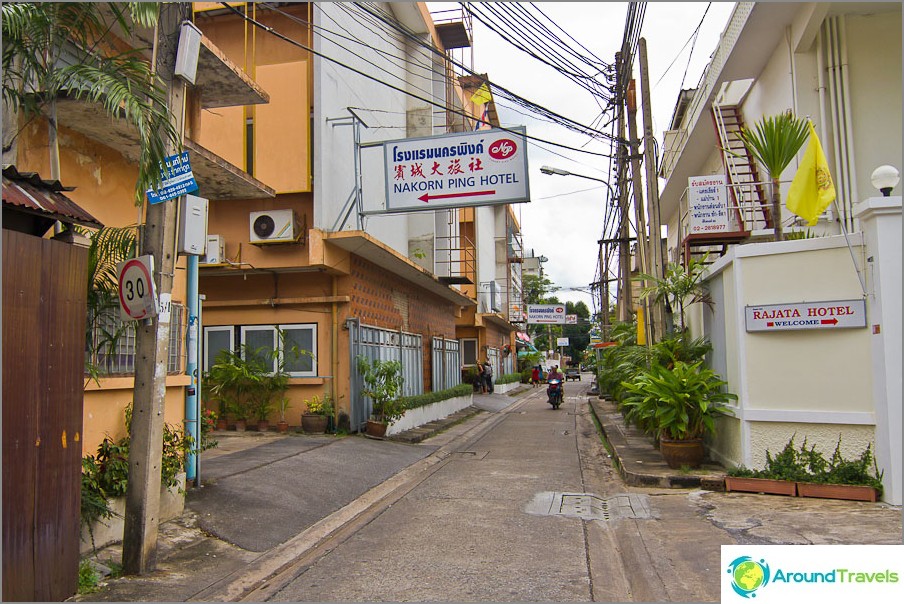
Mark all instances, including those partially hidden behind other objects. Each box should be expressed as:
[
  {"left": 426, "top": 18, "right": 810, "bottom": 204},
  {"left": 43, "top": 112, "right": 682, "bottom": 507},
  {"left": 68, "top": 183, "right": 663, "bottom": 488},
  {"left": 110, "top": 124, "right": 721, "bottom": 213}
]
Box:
[
  {"left": 659, "top": 437, "right": 705, "bottom": 469},
  {"left": 256, "top": 419, "right": 270, "bottom": 432},
  {"left": 233, "top": 419, "right": 247, "bottom": 432},
  {"left": 724, "top": 476, "right": 798, "bottom": 496},
  {"left": 302, "top": 413, "right": 328, "bottom": 434},
  {"left": 365, "top": 419, "right": 388, "bottom": 439},
  {"left": 796, "top": 482, "right": 877, "bottom": 502}
]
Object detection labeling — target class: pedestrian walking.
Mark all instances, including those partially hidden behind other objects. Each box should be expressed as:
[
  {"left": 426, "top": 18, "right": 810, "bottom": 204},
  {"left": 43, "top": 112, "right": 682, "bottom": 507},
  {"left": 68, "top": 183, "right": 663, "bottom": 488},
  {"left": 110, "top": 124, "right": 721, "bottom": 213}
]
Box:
[
  {"left": 483, "top": 362, "right": 494, "bottom": 393},
  {"left": 531, "top": 365, "right": 540, "bottom": 387}
]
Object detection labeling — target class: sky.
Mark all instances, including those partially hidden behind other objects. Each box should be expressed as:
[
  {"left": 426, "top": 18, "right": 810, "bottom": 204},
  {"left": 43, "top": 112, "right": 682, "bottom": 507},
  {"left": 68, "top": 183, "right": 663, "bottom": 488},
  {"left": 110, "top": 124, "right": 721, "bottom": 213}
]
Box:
[{"left": 430, "top": 2, "right": 737, "bottom": 314}]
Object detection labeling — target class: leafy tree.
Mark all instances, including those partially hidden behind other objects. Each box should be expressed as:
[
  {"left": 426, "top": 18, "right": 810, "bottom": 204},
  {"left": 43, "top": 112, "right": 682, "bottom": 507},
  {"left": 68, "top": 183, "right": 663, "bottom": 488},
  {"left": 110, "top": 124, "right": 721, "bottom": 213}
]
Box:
[
  {"left": 736, "top": 111, "right": 809, "bottom": 241},
  {"left": 636, "top": 254, "right": 711, "bottom": 332},
  {"left": 1, "top": 2, "right": 178, "bottom": 201}
]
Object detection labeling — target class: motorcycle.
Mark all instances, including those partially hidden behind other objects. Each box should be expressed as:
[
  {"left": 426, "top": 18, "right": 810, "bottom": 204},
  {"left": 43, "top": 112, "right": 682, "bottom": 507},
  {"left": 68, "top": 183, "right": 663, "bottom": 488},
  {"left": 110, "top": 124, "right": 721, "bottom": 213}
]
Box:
[{"left": 546, "top": 378, "right": 564, "bottom": 409}]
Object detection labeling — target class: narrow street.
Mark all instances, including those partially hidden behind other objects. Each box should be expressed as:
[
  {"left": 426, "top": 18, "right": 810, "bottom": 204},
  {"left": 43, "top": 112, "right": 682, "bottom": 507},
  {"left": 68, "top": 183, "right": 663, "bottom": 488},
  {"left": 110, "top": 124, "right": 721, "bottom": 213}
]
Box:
[{"left": 245, "top": 384, "right": 726, "bottom": 602}]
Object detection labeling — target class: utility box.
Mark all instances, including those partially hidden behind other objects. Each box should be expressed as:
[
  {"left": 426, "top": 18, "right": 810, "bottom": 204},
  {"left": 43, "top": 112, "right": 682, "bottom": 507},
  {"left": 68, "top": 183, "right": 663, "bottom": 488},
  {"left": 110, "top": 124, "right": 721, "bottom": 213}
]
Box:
[{"left": 178, "top": 194, "right": 208, "bottom": 255}]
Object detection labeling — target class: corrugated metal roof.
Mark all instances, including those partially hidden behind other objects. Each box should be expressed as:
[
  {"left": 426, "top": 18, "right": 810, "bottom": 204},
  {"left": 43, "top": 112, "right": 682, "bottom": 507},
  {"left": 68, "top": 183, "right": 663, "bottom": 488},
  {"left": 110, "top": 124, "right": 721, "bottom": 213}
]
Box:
[{"left": 2, "top": 165, "right": 103, "bottom": 229}]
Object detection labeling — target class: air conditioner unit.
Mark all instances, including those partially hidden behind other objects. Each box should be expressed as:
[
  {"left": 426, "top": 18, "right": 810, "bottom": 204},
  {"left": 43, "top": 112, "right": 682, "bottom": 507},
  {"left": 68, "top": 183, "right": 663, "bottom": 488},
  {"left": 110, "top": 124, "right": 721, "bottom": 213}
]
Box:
[
  {"left": 200, "top": 235, "right": 224, "bottom": 264},
  {"left": 249, "top": 209, "right": 300, "bottom": 243}
]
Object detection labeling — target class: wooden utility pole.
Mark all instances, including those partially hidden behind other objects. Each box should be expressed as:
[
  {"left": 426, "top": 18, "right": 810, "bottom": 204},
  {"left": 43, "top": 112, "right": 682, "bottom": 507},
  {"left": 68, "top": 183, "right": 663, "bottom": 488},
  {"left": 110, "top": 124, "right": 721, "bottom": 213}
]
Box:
[
  {"left": 639, "top": 39, "right": 666, "bottom": 318},
  {"left": 626, "top": 79, "right": 654, "bottom": 346},
  {"left": 122, "top": 2, "right": 189, "bottom": 575}
]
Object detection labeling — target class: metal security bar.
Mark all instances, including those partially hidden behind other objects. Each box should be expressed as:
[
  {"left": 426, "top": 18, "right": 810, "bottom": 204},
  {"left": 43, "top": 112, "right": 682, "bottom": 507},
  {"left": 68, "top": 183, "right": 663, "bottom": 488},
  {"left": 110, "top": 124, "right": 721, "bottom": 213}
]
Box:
[
  {"left": 87, "top": 304, "right": 184, "bottom": 375},
  {"left": 432, "top": 337, "right": 462, "bottom": 391}
]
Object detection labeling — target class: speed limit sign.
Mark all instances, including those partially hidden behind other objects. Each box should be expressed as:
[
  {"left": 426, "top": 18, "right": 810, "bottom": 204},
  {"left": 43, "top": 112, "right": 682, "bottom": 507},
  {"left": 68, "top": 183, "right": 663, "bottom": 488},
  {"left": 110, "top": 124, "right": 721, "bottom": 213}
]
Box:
[{"left": 118, "top": 255, "right": 159, "bottom": 321}]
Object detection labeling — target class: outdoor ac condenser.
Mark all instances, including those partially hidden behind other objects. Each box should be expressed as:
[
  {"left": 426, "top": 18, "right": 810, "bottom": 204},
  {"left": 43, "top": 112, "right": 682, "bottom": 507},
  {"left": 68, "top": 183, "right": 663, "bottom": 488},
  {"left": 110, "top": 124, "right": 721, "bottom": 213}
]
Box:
[
  {"left": 249, "top": 209, "right": 300, "bottom": 243},
  {"left": 200, "top": 235, "right": 224, "bottom": 264}
]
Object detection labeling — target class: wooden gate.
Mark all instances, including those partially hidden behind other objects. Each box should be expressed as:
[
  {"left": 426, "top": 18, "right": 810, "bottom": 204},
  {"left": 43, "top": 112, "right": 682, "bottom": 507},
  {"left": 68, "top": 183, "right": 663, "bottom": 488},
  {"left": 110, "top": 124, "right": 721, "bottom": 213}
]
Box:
[{"left": 2, "top": 229, "right": 87, "bottom": 601}]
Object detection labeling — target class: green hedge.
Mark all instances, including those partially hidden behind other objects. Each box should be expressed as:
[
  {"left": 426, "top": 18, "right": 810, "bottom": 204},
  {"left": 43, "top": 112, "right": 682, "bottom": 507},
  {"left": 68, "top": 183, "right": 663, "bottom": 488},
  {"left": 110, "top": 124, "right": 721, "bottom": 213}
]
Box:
[
  {"left": 495, "top": 372, "right": 522, "bottom": 385},
  {"left": 399, "top": 383, "right": 472, "bottom": 411}
]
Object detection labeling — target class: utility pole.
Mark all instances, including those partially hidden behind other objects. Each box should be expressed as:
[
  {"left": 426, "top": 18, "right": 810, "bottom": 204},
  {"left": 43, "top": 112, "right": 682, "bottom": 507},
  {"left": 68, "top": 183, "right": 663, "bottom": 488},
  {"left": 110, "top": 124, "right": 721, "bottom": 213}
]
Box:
[
  {"left": 614, "top": 53, "right": 633, "bottom": 323},
  {"left": 626, "top": 79, "right": 654, "bottom": 347},
  {"left": 639, "top": 38, "right": 666, "bottom": 332},
  {"left": 122, "top": 2, "right": 189, "bottom": 575}
]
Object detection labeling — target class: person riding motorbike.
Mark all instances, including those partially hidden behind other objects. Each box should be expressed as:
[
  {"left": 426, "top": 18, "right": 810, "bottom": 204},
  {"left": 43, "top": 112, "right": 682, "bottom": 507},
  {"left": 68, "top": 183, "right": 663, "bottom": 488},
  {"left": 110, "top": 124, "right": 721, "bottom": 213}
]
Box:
[{"left": 546, "top": 365, "right": 565, "bottom": 407}]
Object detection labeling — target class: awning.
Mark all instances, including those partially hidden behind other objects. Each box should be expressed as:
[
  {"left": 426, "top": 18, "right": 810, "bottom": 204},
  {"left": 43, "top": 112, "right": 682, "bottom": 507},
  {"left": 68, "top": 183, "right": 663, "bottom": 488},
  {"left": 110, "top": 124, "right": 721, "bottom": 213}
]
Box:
[{"left": 2, "top": 165, "right": 103, "bottom": 236}]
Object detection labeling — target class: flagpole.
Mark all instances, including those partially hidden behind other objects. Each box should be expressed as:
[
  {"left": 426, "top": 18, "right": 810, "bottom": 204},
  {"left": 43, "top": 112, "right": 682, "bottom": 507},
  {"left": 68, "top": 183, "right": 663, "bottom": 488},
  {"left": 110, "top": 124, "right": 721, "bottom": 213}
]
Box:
[{"left": 831, "top": 199, "right": 868, "bottom": 297}]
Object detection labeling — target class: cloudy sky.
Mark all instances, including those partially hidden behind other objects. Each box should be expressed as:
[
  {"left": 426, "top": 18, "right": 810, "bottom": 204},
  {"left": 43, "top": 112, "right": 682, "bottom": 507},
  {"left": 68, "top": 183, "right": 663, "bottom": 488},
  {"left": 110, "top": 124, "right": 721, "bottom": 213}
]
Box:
[{"left": 432, "top": 2, "right": 736, "bottom": 313}]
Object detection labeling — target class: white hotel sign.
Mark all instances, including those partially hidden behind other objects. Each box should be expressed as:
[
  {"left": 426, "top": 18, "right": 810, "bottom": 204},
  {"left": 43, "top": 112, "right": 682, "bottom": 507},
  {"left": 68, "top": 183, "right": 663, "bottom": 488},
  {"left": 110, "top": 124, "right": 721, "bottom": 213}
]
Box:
[
  {"left": 527, "top": 304, "right": 566, "bottom": 325},
  {"left": 382, "top": 127, "right": 529, "bottom": 214},
  {"left": 745, "top": 300, "right": 867, "bottom": 332}
]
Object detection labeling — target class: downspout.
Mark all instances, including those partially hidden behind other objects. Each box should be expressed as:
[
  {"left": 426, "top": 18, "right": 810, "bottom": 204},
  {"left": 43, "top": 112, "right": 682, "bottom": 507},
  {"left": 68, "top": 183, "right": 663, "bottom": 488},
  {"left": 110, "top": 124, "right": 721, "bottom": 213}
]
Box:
[
  {"left": 826, "top": 18, "right": 850, "bottom": 229},
  {"left": 185, "top": 255, "right": 199, "bottom": 484},
  {"left": 331, "top": 275, "right": 340, "bottom": 430},
  {"left": 816, "top": 29, "right": 834, "bottom": 223},
  {"left": 838, "top": 15, "right": 859, "bottom": 231}
]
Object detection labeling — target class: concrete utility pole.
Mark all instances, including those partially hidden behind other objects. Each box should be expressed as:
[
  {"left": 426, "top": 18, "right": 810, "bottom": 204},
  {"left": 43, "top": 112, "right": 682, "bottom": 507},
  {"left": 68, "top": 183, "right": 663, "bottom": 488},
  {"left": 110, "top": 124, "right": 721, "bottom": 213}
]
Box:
[
  {"left": 639, "top": 38, "right": 666, "bottom": 333},
  {"left": 122, "top": 2, "right": 189, "bottom": 575},
  {"left": 614, "top": 53, "right": 633, "bottom": 323},
  {"left": 626, "top": 79, "right": 654, "bottom": 347}
]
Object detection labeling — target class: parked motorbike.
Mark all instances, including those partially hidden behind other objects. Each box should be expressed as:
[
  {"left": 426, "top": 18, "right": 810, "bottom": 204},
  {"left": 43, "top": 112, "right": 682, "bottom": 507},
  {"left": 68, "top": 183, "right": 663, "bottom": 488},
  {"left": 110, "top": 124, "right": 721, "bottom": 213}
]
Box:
[{"left": 546, "top": 378, "right": 564, "bottom": 409}]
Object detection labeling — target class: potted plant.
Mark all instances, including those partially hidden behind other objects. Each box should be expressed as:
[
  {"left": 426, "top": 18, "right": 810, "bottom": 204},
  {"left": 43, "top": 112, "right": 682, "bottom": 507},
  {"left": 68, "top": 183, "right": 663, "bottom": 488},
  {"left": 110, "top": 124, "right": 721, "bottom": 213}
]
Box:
[
  {"left": 621, "top": 360, "right": 736, "bottom": 469},
  {"left": 357, "top": 356, "right": 405, "bottom": 438},
  {"left": 276, "top": 397, "right": 292, "bottom": 433},
  {"left": 301, "top": 393, "right": 333, "bottom": 434}
]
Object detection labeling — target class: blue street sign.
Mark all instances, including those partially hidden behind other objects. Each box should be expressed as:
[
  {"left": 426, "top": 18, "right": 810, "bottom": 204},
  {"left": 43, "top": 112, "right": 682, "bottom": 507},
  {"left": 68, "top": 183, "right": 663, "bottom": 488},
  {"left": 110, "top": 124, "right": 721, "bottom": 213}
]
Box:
[{"left": 147, "top": 151, "right": 199, "bottom": 204}]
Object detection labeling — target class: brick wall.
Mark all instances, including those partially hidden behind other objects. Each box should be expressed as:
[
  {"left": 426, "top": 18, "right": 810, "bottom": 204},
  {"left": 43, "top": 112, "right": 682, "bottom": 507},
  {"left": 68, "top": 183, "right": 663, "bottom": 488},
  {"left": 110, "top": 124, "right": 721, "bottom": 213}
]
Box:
[{"left": 349, "top": 255, "right": 459, "bottom": 390}]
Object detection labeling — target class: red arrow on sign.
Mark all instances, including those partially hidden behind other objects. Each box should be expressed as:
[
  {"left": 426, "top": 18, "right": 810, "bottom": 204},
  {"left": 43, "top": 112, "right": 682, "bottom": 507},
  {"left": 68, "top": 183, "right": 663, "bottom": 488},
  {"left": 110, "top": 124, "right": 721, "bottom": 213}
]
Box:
[
  {"left": 767, "top": 322, "right": 774, "bottom": 327},
  {"left": 418, "top": 190, "right": 496, "bottom": 203},
  {"left": 821, "top": 318, "right": 838, "bottom": 325}
]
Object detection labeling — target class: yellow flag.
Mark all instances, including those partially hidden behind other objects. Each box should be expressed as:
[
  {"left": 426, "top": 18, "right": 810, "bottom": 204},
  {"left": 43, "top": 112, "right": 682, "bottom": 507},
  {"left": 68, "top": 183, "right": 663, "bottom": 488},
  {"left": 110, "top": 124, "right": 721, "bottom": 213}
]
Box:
[
  {"left": 786, "top": 121, "right": 836, "bottom": 226},
  {"left": 470, "top": 82, "right": 492, "bottom": 106}
]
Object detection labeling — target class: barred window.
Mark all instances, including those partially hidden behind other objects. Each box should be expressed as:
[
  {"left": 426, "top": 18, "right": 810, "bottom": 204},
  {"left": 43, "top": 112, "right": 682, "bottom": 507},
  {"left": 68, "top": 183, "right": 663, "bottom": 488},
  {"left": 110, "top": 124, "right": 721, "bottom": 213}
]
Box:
[{"left": 86, "top": 304, "right": 184, "bottom": 376}]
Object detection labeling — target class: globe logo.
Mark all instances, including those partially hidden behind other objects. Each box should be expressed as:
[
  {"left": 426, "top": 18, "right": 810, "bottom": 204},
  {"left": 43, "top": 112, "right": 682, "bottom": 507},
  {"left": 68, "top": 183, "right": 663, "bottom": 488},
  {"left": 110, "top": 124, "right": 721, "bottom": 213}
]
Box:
[{"left": 727, "top": 556, "right": 771, "bottom": 598}]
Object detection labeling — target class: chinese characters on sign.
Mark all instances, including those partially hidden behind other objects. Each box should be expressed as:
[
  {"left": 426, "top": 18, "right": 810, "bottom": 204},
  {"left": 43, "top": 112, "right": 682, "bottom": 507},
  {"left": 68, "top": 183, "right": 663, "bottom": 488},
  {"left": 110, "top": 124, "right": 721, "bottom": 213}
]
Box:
[
  {"left": 146, "top": 151, "right": 199, "bottom": 204},
  {"left": 381, "top": 127, "right": 529, "bottom": 214},
  {"left": 527, "top": 304, "right": 566, "bottom": 324},
  {"left": 688, "top": 174, "right": 732, "bottom": 234},
  {"left": 745, "top": 300, "right": 867, "bottom": 332}
]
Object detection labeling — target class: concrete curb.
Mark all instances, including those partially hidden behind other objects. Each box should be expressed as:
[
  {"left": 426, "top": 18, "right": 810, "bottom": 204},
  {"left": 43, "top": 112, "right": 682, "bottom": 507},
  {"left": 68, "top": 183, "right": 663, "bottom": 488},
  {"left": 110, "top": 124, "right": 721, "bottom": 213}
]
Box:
[{"left": 587, "top": 397, "right": 727, "bottom": 491}]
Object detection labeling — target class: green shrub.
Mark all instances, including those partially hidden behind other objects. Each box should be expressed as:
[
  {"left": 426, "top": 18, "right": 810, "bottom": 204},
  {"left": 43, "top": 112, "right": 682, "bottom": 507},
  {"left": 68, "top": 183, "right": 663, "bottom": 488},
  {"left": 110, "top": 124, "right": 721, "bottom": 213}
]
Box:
[
  {"left": 399, "top": 384, "right": 472, "bottom": 411},
  {"left": 726, "top": 435, "right": 884, "bottom": 495},
  {"left": 495, "top": 372, "right": 522, "bottom": 385}
]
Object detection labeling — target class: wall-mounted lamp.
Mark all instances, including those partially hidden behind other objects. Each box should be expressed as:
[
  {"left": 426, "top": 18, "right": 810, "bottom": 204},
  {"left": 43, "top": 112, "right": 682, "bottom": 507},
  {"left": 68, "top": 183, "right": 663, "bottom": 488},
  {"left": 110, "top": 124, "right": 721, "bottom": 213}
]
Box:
[{"left": 870, "top": 165, "right": 900, "bottom": 197}]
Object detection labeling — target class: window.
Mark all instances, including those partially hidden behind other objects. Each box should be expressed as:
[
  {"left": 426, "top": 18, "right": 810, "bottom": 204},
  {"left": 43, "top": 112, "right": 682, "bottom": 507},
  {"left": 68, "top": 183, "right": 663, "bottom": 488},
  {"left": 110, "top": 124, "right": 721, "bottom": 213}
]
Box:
[
  {"left": 204, "top": 326, "right": 233, "bottom": 371},
  {"left": 87, "top": 304, "right": 184, "bottom": 375},
  {"left": 461, "top": 338, "right": 478, "bottom": 366},
  {"left": 207, "top": 324, "right": 318, "bottom": 377}
]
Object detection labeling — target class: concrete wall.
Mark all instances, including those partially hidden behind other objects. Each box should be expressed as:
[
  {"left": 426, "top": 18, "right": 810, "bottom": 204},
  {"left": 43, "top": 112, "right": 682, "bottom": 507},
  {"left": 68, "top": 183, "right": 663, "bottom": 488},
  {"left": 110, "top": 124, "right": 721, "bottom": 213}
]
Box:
[{"left": 703, "top": 235, "right": 875, "bottom": 470}]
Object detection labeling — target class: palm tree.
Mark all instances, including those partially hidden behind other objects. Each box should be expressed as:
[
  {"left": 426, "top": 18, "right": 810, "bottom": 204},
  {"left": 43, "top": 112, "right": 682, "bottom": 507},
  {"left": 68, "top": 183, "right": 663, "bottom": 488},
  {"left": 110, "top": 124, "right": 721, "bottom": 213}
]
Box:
[
  {"left": 736, "top": 112, "right": 809, "bottom": 241},
  {"left": 1, "top": 2, "right": 178, "bottom": 202},
  {"left": 635, "top": 253, "right": 711, "bottom": 332}
]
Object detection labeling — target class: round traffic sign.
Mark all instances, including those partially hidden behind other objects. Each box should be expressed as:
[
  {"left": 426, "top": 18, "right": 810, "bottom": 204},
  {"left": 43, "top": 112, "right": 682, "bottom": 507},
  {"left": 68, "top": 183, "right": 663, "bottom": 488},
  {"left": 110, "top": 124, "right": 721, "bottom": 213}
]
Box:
[{"left": 118, "top": 257, "right": 156, "bottom": 320}]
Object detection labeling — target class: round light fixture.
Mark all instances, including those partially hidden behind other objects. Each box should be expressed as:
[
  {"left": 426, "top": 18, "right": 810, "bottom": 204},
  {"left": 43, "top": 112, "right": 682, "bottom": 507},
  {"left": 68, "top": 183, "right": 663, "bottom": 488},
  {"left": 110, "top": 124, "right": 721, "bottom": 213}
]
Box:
[{"left": 870, "top": 165, "right": 900, "bottom": 196}]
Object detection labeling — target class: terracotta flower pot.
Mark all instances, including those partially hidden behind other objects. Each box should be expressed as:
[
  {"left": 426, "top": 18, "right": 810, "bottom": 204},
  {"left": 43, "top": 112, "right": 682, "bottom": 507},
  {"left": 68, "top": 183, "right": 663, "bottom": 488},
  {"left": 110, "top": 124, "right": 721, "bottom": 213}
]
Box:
[
  {"left": 233, "top": 419, "right": 246, "bottom": 432},
  {"left": 216, "top": 419, "right": 228, "bottom": 431},
  {"left": 256, "top": 420, "right": 270, "bottom": 432},
  {"left": 276, "top": 420, "right": 289, "bottom": 433},
  {"left": 659, "top": 437, "right": 705, "bottom": 469},
  {"left": 724, "top": 476, "right": 797, "bottom": 496},
  {"left": 301, "top": 413, "right": 328, "bottom": 434},
  {"left": 365, "top": 419, "right": 388, "bottom": 439},
  {"left": 796, "top": 482, "right": 877, "bottom": 502}
]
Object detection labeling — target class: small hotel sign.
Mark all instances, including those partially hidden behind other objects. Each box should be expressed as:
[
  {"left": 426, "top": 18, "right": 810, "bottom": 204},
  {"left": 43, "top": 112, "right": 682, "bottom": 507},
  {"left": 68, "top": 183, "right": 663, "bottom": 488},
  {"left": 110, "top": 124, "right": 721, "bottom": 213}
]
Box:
[{"left": 745, "top": 300, "right": 867, "bottom": 332}]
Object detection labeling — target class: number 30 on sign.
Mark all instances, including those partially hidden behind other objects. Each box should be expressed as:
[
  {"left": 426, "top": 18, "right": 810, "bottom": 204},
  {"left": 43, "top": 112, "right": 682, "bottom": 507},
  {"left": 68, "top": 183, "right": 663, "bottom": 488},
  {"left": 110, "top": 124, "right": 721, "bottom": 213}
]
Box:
[{"left": 117, "top": 255, "right": 159, "bottom": 321}]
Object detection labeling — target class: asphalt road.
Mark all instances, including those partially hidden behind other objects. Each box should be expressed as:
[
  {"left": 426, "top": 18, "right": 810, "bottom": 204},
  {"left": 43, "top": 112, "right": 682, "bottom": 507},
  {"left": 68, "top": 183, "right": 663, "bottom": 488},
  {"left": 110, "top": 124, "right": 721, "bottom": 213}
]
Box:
[{"left": 260, "top": 385, "right": 728, "bottom": 602}]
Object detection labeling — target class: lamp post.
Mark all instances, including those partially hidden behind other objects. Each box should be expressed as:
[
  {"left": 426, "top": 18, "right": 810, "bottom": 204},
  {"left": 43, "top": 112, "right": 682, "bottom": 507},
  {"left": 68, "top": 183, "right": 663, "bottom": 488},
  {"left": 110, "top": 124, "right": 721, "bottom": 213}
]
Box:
[
  {"left": 540, "top": 164, "right": 629, "bottom": 334},
  {"left": 870, "top": 165, "right": 900, "bottom": 197}
]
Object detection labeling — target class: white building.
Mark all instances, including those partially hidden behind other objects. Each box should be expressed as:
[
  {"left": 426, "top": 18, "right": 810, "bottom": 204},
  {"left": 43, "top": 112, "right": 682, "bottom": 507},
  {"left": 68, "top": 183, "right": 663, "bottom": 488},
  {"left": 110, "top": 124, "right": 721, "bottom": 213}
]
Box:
[{"left": 658, "top": 2, "right": 902, "bottom": 503}]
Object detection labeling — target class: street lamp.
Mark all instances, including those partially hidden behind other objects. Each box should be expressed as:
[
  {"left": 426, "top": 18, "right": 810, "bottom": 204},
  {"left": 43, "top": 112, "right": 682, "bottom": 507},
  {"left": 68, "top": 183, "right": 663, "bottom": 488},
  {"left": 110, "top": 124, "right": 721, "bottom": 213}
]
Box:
[{"left": 540, "top": 165, "right": 606, "bottom": 184}]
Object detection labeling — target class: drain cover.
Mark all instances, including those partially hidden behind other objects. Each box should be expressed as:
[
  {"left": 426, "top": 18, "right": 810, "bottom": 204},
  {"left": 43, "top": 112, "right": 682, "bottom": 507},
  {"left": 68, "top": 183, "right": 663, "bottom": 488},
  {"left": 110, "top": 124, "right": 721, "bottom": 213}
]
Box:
[{"left": 525, "top": 492, "right": 651, "bottom": 522}]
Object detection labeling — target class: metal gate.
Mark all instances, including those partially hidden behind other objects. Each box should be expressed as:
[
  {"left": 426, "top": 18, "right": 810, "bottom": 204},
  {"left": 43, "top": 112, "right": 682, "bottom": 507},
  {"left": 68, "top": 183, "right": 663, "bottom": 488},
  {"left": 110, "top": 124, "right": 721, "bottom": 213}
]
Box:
[
  {"left": 3, "top": 231, "right": 86, "bottom": 601},
  {"left": 432, "top": 337, "right": 461, "bottom": 391},
  {"left": 347, "top": 319, "right": 424, "bottom": 432}
]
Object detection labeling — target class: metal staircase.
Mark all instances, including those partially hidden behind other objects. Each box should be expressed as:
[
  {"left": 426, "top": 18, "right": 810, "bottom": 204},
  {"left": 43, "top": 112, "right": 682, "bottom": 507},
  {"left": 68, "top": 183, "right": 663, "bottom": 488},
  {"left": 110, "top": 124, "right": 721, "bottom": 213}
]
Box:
[{"left": 681, "top": 103, "right": 771, "bottom": 266}]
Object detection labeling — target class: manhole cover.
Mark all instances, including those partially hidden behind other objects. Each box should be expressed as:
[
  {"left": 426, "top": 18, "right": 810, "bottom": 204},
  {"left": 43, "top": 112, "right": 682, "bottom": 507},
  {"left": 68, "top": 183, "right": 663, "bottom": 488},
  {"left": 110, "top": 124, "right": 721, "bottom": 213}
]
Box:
[
  {"left": 525, "top": 492, "right": 651, "bottom": 522},
  {"left": 450, "top": 450, "right": 489, "bottom": 460}
]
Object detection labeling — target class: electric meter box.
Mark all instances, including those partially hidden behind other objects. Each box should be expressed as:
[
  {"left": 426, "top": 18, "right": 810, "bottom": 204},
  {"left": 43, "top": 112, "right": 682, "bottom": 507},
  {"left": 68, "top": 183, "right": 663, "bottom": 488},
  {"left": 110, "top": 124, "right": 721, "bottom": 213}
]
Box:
[{"left": 178, "top": 194, "right": 209, "bottom": 255}]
